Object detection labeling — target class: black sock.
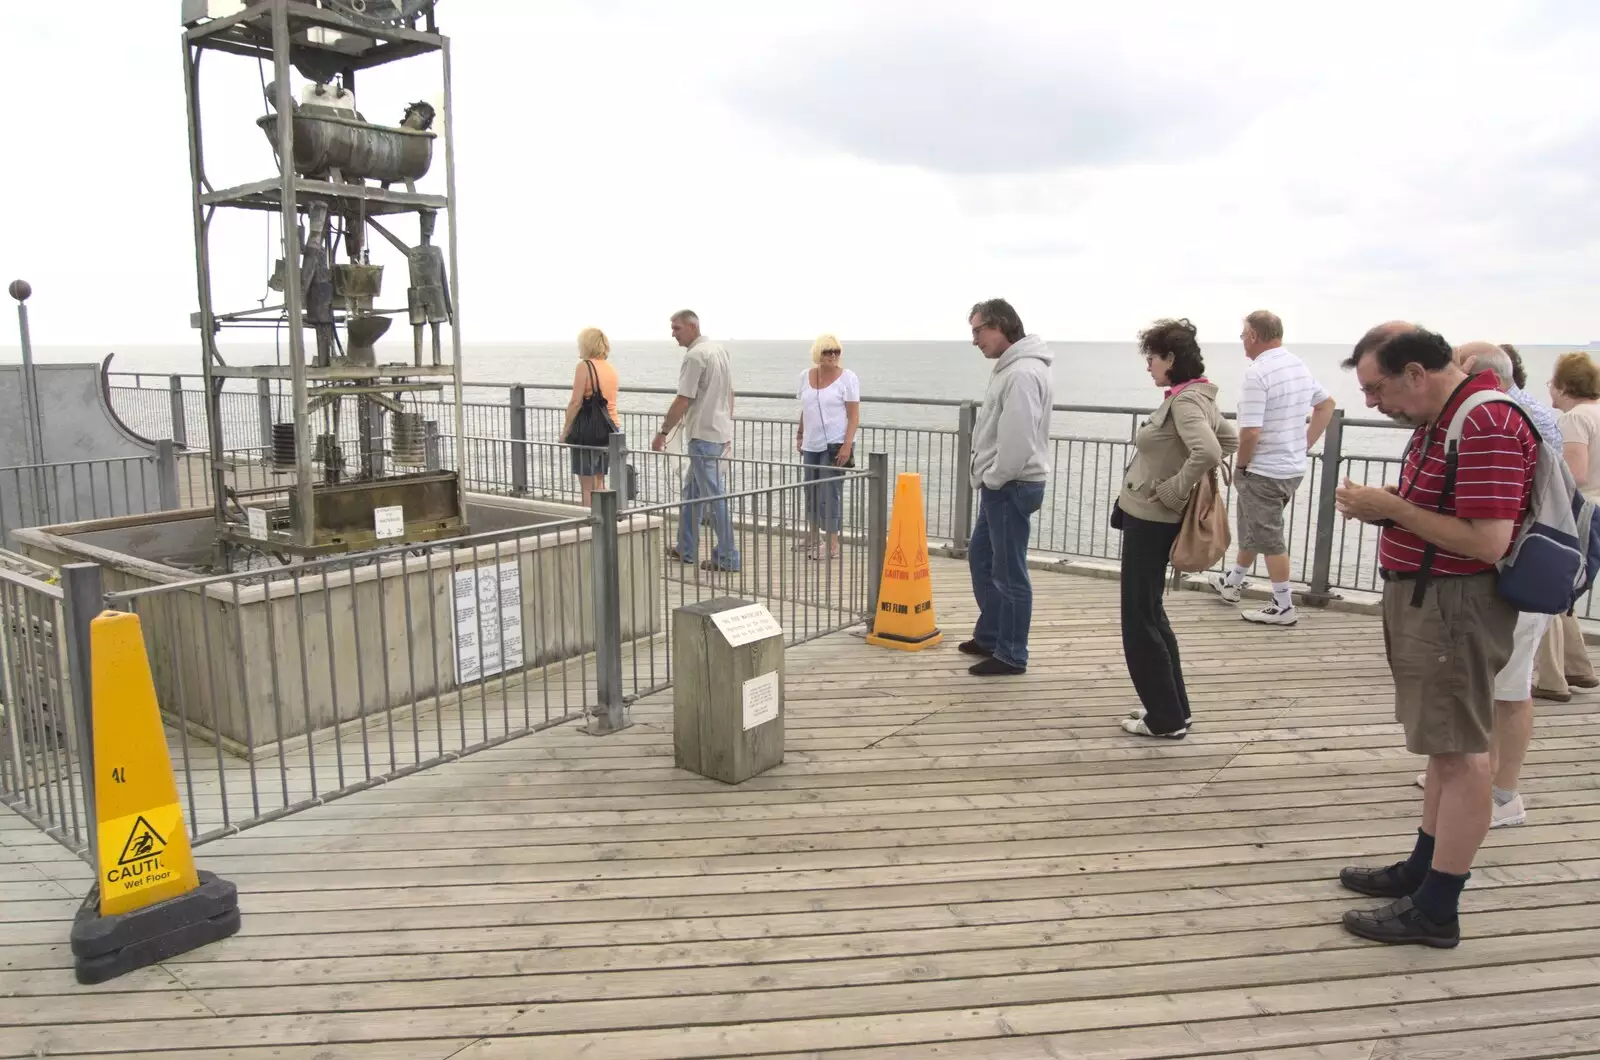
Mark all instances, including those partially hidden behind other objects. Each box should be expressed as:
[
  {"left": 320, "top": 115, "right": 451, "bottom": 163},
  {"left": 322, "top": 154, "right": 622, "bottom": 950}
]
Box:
[
  {"left": 1410, "top": 868, "right": 1468, "bottom": 923},
  {"left": 1401, "top": 828, "right": 1435, "bottom": 885}
]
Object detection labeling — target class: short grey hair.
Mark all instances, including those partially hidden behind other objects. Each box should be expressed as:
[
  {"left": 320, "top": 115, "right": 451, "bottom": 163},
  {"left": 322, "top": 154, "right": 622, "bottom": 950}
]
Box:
[
  {"left": 670, "top": 309, "right": 699, "bottom": 326},
  {"left": 1244, "top": 310, "right": 1283, "bottom": 343},
  {"left": 1471, "top": 346, "right": 1516, "bottom": 389}
]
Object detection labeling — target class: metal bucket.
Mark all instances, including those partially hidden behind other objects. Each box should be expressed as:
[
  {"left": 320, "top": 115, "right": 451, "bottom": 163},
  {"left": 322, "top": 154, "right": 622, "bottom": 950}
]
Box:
[{"left": 333, "top": 263, "right": 384, "bottom": 300}]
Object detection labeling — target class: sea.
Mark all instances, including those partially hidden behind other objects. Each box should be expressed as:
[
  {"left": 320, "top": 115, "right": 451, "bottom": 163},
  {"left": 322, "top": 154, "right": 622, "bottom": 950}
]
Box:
[{"left": 7, "top": 337, "right": 1595, "bottom": 456}]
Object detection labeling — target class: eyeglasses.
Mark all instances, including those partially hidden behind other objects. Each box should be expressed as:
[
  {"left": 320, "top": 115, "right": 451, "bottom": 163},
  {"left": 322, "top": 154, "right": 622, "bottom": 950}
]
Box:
[{"left": 821, "top": 349, "right": 841, "bottom": 356}]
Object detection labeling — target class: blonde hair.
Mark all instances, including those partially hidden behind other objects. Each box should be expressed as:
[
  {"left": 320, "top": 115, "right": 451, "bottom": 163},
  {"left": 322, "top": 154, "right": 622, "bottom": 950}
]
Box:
[
  {"left": 810, "top": 333, "right": 843, "bottom": 365},
  {"left": 577, "top": 327, "right": 610, "bottom": 361},
  {"left": 1553, "top": 351, "right": 1600, "bottom": 400}
]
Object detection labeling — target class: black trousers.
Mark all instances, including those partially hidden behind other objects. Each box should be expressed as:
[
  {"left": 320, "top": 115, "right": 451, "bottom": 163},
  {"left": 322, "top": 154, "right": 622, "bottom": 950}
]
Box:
[{"left": 1119, "top": 511, "right": 1191, "bottom": 734}]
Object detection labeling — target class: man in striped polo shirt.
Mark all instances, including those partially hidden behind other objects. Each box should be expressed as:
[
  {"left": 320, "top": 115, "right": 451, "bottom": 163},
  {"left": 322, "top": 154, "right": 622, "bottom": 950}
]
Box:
[
  {"left": 1332, "top": 324, "right": 1538, "bottom": 947},
  {"left": 1208, "top": 310, "right": 1336, "bottom": 625}
]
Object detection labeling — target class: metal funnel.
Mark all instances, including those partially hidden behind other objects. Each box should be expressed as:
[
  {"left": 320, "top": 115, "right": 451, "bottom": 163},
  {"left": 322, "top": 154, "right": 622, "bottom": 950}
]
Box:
[{"left": 345, "top": 314, "right": 391, "bottom": 366}]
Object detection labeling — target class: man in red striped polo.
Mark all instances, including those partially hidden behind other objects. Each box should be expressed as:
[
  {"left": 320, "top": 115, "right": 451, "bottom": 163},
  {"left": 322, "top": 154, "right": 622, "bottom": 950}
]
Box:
[{"left": 1332, "top": 323, "right": 1538, "bottom": 947}]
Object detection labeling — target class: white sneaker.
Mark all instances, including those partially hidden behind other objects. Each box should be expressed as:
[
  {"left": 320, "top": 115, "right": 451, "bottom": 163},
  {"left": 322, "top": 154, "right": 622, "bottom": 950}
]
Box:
[
  {"left": 1491, "top": 793, "right": 1526, "bottom": 828},
  {"left": 1120, "top": 717, "right": 1187, "bottom": 739},
  {"left": 1415, "top": 772, "right": 1427, "bottom": 789},
  {"left": 1207, "top": 573, "right": 1243, "bottom": 603},
  {"left": 1243, "top": 604, "right": 1297, "bottom": 626},
  {"left": 1126, "top": 707, "right": 1196, "bottom": 729}
]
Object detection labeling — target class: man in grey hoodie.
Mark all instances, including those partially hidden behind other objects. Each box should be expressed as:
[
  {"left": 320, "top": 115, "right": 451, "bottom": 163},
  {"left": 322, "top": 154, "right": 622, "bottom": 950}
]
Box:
[{"left": 961, "top": 299, "right": 1055, "bottom": 676}]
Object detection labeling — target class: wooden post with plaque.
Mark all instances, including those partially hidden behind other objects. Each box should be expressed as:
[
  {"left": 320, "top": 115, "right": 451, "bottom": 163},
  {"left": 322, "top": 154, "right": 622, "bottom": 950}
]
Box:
[{"left": 672, "top": 597, "right": 785, "bottom": 784}]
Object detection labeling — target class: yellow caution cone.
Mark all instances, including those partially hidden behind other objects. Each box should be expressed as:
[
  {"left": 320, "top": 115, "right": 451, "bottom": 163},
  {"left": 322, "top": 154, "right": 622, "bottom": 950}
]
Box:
[
  {"left": 866, "top": 473, "right": 944, "bottom": 651},
  {"left": 70, "top": 611, "right": 239, "bottom": 984},
  {"left": 90, "top": 611, "right": 199, "bottom": 916}
]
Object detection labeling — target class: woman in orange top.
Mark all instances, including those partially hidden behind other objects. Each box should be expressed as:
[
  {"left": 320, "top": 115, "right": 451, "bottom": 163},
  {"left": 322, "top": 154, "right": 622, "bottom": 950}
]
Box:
[{"left": 563, "top": 327, "right": 621, "bottom": 506}]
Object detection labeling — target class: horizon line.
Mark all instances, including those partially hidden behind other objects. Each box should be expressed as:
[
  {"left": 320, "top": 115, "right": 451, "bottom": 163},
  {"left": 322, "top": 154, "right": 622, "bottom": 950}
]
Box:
[{"left": 6, "top": 337, "right": 1600, "bottom": 351}]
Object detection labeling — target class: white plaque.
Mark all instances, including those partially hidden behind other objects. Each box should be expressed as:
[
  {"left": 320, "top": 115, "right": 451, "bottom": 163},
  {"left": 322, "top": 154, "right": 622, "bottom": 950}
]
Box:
[
  {"left": 742, "top": 670, "right": 780, "bottom": 731},
  {"left": 246, "top": 508, "right": 268, "bottom": 540},
  {"left": 452, "top": 562, "right": 525, "bottom": 683},
  {"left": 374, "top": 505, "right": 405, "bottom": 540},
  {"left": 711, "top": 604, "right": 783, "bottom": 648}
]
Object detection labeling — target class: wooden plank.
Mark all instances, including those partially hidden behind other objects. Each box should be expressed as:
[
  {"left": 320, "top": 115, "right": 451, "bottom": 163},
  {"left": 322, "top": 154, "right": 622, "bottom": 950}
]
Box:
[
  {"left": 12, "top": 962, "right": 1592, "bottom": 1056},
  {"left": 2, "top": 554, "right": 1597, "bottom": 1058}
]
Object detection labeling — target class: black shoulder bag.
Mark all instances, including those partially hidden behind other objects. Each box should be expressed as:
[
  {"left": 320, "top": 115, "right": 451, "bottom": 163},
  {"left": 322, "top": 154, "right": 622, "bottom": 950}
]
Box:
[{"left": 565, "top": 361, "right": 617, "bottom": 448}]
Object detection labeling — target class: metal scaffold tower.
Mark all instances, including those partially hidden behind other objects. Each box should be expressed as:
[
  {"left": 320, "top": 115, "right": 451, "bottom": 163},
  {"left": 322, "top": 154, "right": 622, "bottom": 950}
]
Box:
[{"left": 181, "top": 0, "right": 467, "bottom": 567}]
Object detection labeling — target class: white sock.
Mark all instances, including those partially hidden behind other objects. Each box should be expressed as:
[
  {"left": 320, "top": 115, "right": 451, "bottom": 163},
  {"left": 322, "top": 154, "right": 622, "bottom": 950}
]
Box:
[
  {"left": 1271, "top": 582, "right": 1293, "bottom": 610},
  {"left": 1225, "top": 564, "right": 1248, "bottom": 587}
]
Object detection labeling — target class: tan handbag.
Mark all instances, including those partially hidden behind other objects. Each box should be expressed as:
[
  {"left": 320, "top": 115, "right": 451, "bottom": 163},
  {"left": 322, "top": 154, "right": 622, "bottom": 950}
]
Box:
[{"left": 1169, "top": 462, "right": 1232, "bottom": 573}]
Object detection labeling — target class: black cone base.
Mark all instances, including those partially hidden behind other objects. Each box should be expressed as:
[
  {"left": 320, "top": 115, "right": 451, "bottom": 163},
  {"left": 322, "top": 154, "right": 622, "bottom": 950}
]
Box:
[{"left": 70, "top": 869, "right": 240, "bottom": 985}]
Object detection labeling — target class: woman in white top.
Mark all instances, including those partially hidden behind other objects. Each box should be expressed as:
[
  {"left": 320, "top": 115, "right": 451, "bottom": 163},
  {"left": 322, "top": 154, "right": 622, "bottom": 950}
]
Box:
[
  {"left": 1535, "top": 351, "right": 1600, "bottom": 699},
  {"left": 795, "top": 334, "right": 861, "bottom": 559}
]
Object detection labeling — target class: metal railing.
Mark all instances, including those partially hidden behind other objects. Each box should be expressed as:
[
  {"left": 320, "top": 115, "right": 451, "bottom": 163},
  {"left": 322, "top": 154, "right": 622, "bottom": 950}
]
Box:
[
  {"left": 110, "top": 374, "right": 1422, "bottom": 600},
  {"left": 98, "top": 513, "right": 610, "bottom": 845},
  {"left": 0, "top": 563, "right": 92, "bottom": 854},
  {"left": 612, "top": 458, "right": 880, "bottom": 703},
  {"left": 0, "top": 445, "right": 180, "bottom": 546},
  {"left": 0, "top": 457, "right": 872, "bottom": 849}
]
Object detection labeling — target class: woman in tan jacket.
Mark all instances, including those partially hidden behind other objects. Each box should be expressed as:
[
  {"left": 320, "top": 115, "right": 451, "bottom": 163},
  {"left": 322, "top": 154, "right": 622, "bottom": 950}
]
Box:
[{"left": 1114, "top": 319, "right": 1239, "bottom": 738}]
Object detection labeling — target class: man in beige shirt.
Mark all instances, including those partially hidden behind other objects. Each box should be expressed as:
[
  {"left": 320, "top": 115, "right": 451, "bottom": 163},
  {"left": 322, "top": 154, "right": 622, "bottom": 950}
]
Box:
[{"left": 652, "top": 310, "right": 740, "bottom": 571}]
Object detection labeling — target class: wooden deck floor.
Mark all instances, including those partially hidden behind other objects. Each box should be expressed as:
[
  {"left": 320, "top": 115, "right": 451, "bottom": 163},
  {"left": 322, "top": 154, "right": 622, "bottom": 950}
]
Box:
[{"left": 3, "top": 557, "right": 1600, "bottom": 1059}]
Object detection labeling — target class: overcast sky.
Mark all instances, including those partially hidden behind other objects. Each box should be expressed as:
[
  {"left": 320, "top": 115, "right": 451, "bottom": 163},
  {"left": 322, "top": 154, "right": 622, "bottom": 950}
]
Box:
[{"left": 3, "top": 1, "right": 1598, "bottom": 348}]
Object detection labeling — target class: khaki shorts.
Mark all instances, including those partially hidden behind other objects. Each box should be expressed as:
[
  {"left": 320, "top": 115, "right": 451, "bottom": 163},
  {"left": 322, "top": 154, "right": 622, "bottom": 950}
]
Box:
[
  {"left": 1381, "top": 573, "right": 1516, "bottom": 755},
  {"left": 1236, "top": 471, "right": 1301, "bottom": 554}
]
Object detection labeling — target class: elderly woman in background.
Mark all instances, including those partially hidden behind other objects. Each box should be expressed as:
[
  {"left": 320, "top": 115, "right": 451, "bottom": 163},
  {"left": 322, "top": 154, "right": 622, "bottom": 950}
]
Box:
[
  {"left": 1114, "top": 319, "right": 1238, "bottom": 739},
  {"left": 1534, "top": 351, "right": 1600, "bottom": 700},
  {"left": 562, "top": 326, "right": 621, "bottom": 507},
  {"left": 795, "top": 334, "right": 860, "bottom": 559}
]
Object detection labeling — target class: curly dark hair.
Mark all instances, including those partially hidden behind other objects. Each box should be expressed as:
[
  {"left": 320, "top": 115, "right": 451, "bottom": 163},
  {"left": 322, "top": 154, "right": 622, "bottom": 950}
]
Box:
[{"left": 1138, "top": 318, "right": 1205, "bottom": 385}]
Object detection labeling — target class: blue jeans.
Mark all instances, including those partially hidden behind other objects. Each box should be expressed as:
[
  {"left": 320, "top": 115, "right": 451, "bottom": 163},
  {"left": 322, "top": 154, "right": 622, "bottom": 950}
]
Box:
[
  {"left": 968, "top": 480, "right": 1046, "bottom": 668},
  {"left": 676, "top": 438, "right": 740, "bottom": 569},
  {"left": 802, "top": 448, "right": 844, "bottom": 533}
]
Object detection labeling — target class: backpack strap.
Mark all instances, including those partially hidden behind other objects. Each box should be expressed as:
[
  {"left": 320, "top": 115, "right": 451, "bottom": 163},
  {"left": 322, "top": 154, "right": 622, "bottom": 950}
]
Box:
[
  {"left": 1444, "top": 389, "right": 1542, "bottom": 446},
  {"left": 1411, "top": 388, "right": 1539, "bottom": 606}
]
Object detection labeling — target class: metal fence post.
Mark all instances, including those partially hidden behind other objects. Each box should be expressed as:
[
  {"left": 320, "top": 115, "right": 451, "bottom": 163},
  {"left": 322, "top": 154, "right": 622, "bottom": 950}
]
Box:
[
  {"left": 586, "top": 489, "right": 628, "bottom": 735},
  {"left": 508, "top": 385, "right": 528, "bottom": 496},
  {"left": 867, "top": 451, "right": 888, "bottom": 631},
  {"left": 155, "top": 439, "right": 180, "bottom": 511},
  {"left": 256, "top": 378, "right": 273, "bottom": 451},
  {"left": 607, "top": 431, "right": 627, "bottom": 502},
  {"left": 168, "top": 374, "right": 188, "bottom": 448},
  {"left": 60, "top": 562, "right": 103, "bottom": 873},
  {"left": 952, "top": 401, "right": 976, "bottom": 554},
  {"left": 1306, "top": 408, "right": 1345, "bottom": 604},
  {"left": 424, "top": 420, "right": 441, "bottom": 471},
  {"left": 12, "top": 282, "right": 46, "bottom": 469},
  {"left": 11, "top": 281, "right": 49, "bottom": 517}
]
